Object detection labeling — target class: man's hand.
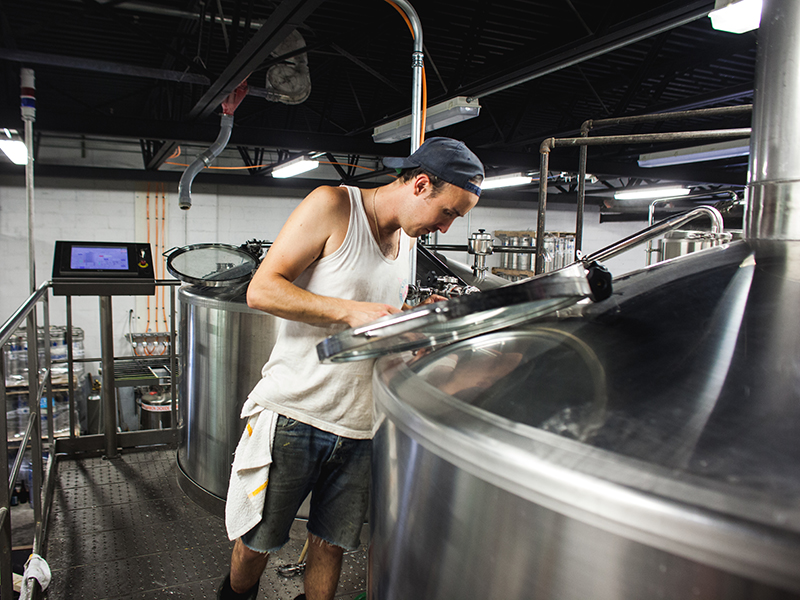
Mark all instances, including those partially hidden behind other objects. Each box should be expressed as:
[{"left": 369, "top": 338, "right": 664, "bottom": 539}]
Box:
[
  {"left": 417, "top": 294, "right": 447, "bottom": 306},
  {"left": 341, "top": 300, "right": 402, "bottom": 328}
]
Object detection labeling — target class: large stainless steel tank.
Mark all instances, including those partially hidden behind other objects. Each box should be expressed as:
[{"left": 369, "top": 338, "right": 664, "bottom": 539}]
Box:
[
  {"left": 319, "top": 2, "right": 800, "bottom": 597},
  {"left": 167, "top": 243, "right": 280, "bottom": 516},
  {"left": 368, "top": 239, "right": 800, "bottom": 599}
]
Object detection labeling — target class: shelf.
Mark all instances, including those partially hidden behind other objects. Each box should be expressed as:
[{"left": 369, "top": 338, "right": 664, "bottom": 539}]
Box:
[{"left": 114, "top": 356, "right": 172, "bottom": 388}]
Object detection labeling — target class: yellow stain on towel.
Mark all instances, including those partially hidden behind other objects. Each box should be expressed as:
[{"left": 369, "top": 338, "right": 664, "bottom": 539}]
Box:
[
  {"left": 249, "top": 479, "right": 268, "bottom": 497},
  {"left": 247, "top": 422, "right": 253, "bottom": 436}
]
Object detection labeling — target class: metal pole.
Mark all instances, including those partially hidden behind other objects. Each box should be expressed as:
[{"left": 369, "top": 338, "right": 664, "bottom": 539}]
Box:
[
  {"left": 169, "top": 284, "right": 177, "bottom": 431},
  {"left": 21, "top": 68, "right": 36, "bottom": 292},
  {"left": 66, "top": 296, "right": 76, "bottom": 439},
  {"left": 99, "top": 296, "right": 119, "bottom": 458},
  {"left": 535, "top": 148, "right": 551, "bottom": 274},
  {"left": 575, "top": 123, "right": 589, "bottom": 260}
]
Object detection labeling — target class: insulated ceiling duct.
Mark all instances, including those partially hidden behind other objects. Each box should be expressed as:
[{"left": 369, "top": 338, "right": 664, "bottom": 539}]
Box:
[{"left": 262, "top": 29, "right": 311, "bottom": 105}]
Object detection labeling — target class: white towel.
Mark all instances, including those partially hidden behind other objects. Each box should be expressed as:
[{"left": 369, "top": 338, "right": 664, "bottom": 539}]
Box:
[
  {"left": 20, "top": 553, "right": 51, "bottom": 600},
  {"left": 225, "top": 399, "right": 279, "bottom": 540}
]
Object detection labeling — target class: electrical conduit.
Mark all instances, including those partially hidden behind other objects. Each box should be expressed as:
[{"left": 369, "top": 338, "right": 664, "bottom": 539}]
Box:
[{"left": 178, "top": 80, "right": 248, "bottom": 210}]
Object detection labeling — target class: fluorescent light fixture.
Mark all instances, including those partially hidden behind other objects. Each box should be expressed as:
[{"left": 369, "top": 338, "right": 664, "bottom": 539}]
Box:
[
  {"left": 0, "top": 128, "right": 27, "bottom": 165},
  {"left": 271, "top": 155, "right": 319, "bottom": 178},
  {"left": 638, "top": 138, "right": 750, "bottom": 168},
  {"left": 481, "top": 173, "right": 534, "bottom": 190},
  {"left": 709, "top": 0, "right": 762, "bottom": 34},
  {"left": 373, "top": 96, "right": 481, "bottom": 144},
  {"left": 614, "top": 186, "right": 691, "bottom": 200}
]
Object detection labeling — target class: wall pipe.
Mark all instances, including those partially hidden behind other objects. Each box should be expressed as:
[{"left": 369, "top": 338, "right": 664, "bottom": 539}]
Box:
[
  {"left": 536, "top": 126, "right": 751, "bottom": 273},
  {"left": 177, "top": 113, "right": 234, "bottom": 210}
]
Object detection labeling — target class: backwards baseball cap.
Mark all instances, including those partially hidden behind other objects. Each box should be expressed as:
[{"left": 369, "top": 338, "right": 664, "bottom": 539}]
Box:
[{"left": 382, "top": 137, "right": 485, "bottom": 197}]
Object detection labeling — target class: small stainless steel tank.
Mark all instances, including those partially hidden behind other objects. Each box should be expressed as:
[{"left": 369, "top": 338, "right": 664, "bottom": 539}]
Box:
[{"left": 167, "top": 243, "right": 280, "bottom": 516}]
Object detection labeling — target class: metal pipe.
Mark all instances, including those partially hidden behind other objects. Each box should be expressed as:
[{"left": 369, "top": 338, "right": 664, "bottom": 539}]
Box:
[
  {"left": 576, "top": 124, "right": 589, "bottom": 260},
  {"left": 644, "top": 192, "right": 736, "bottom": 265},
  {"left": 178, "top": 113, "right": 234, "bottom": 209},
  {"left": 21, "top": 68, "right": 36, "bottom": 293},
  {"left": 535, "top": 150, "right": 551, "bottom": 274},
  {"left": 746, "top": 0, "right": 800, "bottom": 239},
  {"left": 585, "top": 104, "right": 752, "bottom": 134},
  {"left": 389, "top": 0, "right": 424, "bottom": 152},
  {"left": 548, "top": 128, "right": 751, "bottom": 150},
  {"left": 584, "top": 206, "right": 725, "bottom": 265},
  {"left": 387, "top": 0, "right": 424, "bottom": 291}
]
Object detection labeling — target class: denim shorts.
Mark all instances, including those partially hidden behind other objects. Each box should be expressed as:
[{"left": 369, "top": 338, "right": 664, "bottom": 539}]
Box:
[{"left": 240, "top": 415, "right": 371, "bottom": 553}]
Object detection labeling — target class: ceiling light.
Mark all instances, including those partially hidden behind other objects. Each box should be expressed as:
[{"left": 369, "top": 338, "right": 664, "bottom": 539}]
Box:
[
  {"left": 0, "top": 128, "right": 27, "bottom": 165},
  {"left": 271, "top": 155, "right": 319, "bottom": 178},
  {"left": 481, "top": 173, "right": 534, "bottom": 190},
  {"left": 614, "top": 186, "right": 691, "bottom": 200},
  {"left": 709, "top": 0, "right": 762, "bottom": 34},
  {"left": 638, "top": 138, "right": 750, "bottom": 168},
  {"left": 373, "top": 97, "right": 481, "bottom": 144}
]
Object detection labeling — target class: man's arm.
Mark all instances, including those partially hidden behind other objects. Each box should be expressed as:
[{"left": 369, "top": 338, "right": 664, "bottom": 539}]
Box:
[{"left": 246, "top": 186, "right": 401, "bottom": 328}]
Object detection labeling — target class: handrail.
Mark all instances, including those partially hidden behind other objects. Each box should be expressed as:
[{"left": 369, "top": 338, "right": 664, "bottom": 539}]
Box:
[
  {"left": 583, "top": 206, "right": 726, "bottom": 265},
  {"left": 0, "top": 279, "right": 52, "bottom": 600},
  {"left": 0, "top": 280, "right": 49, "bottom": 348}
]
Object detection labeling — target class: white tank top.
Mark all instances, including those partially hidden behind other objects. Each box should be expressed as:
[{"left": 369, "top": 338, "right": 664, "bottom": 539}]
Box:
[{"left": 247, "top": 185, "right": 411, "bottom": 439}]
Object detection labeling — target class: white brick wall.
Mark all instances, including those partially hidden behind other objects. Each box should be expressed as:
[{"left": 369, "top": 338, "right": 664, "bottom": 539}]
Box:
[{"left": 1, "top": 175, "right": 647, "bottom": 372}]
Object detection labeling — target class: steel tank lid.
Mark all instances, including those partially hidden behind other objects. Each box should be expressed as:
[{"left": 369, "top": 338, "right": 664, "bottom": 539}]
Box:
[
  {"left": 166, "top": 243, "right": 257, "bottom": 288},
  {"left": 373, "top": 239, "right": 800, "bottom": 593},
  {"left": 317, "top": 262, "right": 611, "bottom": 363}
]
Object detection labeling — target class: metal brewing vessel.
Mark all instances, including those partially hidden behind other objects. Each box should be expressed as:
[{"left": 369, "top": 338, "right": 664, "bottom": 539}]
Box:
[
  {"left": 176, "top": 286, "right": 279, "bottom": 515},
  {"left": 367, "top": 1, "right": 800, "bottom": 598}
]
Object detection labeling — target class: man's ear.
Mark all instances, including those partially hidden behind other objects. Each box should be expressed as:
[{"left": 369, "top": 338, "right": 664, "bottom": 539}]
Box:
[{"left": 413, "top": 173, "right": 431, "bottom": 196}]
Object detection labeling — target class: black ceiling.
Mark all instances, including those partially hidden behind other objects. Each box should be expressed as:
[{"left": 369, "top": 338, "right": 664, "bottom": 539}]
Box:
[{"left": 0, "top": 0, "right": 756, "bottom": 193}]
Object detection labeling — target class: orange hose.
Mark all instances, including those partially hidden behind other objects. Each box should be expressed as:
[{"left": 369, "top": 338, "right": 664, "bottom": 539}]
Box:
[
  {"left": 160, "top": 184, "right": 169, "bottom": 350},
  {"left": 145, "top": 183, "right": 152, "bottom": 340}
]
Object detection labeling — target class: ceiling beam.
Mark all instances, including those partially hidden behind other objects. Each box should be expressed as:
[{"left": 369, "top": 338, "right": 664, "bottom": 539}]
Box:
[{"left": 453, "top": 0, "right": 715, "bottom": 101}]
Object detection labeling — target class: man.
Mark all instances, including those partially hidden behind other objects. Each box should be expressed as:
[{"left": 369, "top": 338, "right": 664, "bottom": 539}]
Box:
[{"left": 218, "top": 137, "right": 484, "bottom": 600}]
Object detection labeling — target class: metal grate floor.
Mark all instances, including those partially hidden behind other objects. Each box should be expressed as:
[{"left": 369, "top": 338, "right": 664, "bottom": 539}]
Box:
[{"left": 45, "top": 447, "right": 368, "bottom": 599}]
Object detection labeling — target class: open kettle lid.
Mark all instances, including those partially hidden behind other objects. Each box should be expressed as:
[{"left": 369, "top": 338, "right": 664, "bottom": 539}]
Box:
[
  {"left": 316, "top": 262, "right": 608, "bottom": 363},
  {"left": 165, "top": 243, "right": 258, "bottom": 287}
]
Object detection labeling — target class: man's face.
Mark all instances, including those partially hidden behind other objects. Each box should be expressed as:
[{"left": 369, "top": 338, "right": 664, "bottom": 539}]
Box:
[{"left": 406, "top": 179, "right": 479, "bottom": 238}]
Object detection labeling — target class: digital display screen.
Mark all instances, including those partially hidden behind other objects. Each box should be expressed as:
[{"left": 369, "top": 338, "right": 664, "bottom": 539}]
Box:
[{"left": 69, "top": 246, "right": 129, "bottom": 271}]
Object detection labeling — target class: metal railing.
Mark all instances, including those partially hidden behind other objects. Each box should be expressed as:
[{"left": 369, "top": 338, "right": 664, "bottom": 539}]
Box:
[{"left": 0, "top": 279, "right": 181, "bottom": 600}]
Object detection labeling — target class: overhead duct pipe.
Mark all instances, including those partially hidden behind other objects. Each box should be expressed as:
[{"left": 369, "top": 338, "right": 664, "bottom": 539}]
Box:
[{"left": 178, "top": 81, "right": 248, "bottom": 210}]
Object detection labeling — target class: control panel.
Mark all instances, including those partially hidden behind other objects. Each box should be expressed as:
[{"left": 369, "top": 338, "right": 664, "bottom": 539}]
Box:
[{"left": 52, "top": 241, "right": 156, "bottom": 296}]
